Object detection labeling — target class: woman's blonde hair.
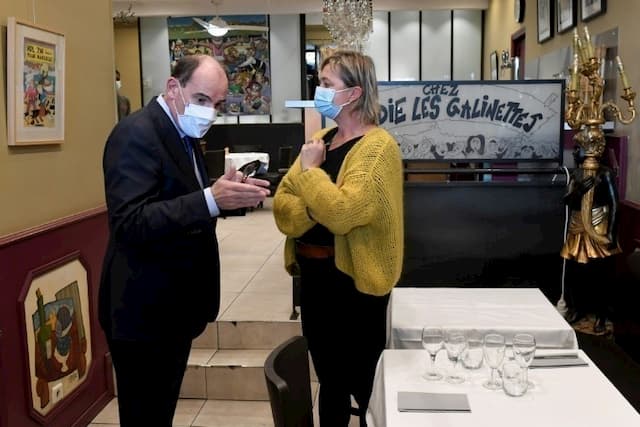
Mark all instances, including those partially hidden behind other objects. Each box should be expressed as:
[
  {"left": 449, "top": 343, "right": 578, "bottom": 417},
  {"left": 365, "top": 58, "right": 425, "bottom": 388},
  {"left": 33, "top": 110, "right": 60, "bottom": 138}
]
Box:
[{"left": 321, "top": 50, "right": 379, "bottom": 125}]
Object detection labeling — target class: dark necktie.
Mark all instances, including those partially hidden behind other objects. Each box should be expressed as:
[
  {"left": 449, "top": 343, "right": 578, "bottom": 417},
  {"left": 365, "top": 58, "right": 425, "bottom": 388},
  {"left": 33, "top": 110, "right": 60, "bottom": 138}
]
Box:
[{"left": 183, "top": 136, "right": 206, "bottom": 188}]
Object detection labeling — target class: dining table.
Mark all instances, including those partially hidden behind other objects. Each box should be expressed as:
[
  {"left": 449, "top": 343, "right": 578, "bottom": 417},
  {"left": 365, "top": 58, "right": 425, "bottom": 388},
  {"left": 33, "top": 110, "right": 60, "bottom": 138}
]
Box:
[
  {"left": 366, "top": 348, "right": 640, "bottom": 427},
  {"left": 388, "top": 287, "right": 578, "bottom": 349}
]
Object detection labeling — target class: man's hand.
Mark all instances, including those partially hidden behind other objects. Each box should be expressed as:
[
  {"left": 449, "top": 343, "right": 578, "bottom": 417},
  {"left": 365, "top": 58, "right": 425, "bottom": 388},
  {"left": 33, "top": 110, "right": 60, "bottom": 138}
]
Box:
[{"left": 210, "top": 167, "right": 270, "bottom": 210}]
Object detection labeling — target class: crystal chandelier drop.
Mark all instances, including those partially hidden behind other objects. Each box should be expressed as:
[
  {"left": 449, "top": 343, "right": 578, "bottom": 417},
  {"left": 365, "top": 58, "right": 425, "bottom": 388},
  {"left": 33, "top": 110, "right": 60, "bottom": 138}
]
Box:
[
  {"left": 113, "top": 3, "right": 136, "bottom": 25},
  {"left": 322, "top": 0, "right": 373, "bottom": 51}
]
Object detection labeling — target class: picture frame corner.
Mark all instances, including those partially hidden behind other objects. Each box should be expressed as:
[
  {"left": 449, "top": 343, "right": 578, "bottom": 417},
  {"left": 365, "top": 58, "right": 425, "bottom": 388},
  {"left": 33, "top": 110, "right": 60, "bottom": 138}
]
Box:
[{"left": 580, "top": 0, "right": 607, "bottom": 22}]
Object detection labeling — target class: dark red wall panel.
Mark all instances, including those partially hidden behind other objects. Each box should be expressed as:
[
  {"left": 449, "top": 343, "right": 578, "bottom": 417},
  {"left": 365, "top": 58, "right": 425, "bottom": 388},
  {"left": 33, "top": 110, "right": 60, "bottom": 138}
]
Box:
[{"left": 0, "top": 208, "right": 111, "bottom": 427}]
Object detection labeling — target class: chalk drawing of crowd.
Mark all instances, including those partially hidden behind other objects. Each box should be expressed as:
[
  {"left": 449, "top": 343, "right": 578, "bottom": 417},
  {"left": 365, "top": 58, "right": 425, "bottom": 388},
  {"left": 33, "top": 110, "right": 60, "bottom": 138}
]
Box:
[
  {"left": 23, "top": 62, "right": 56, "bottom": 128},
  {"left": 399, "top": 132, "right": 557, "bottom": 160}
]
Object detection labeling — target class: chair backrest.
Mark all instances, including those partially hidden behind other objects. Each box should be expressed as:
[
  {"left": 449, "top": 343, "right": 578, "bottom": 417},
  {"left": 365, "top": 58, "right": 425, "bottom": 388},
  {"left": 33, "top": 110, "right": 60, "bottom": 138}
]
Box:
[
  {"left": 204, "top": 149, "right": 226, "bottom": 183},
  {"left": 232, "top": 144, "right": 264, "bottom": 153},
  {"left": 278, "top": 145, "right": 294, "bottom": 171},
  {"left": 264, "top": 336, "right": 314, "bottom": 427}
]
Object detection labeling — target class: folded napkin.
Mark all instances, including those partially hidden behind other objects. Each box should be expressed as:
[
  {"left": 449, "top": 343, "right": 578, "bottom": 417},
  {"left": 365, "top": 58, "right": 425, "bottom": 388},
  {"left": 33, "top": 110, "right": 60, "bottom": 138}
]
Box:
[
  {"left": 530, "top": 355, "right": 588, "bottom": 368},
  {"left": 397, "top": 391, "right": 471, "bottom": 412}
]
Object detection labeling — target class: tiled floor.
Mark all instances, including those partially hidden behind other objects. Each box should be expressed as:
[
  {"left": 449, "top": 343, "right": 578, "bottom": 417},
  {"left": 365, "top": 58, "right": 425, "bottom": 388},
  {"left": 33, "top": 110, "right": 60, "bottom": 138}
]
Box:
[
  {"left": 87, "top": 197, "right": 640, "bottom": 425},
  {"left": 89, "top": 199, "right": 358, "bottom": 426}
]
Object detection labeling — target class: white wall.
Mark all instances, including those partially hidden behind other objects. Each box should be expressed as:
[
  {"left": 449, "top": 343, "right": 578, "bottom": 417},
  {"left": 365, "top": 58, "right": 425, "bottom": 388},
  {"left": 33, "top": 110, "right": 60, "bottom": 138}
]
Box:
[
  {"left": 363, "top": 11, "right": 391, "bottom": 81},
  {"left": 452, "top": 10, "right": 482, "bottom": 80},
  {"left": 390, "top": 11, "right": 421, "bottom": 80},
  {"left": 422, "top": 10, "right": 452, "bottom": 80},
  {"left": 139, "top": 10, "right": 482, "bottom": 124},
  {"left": 139, "top": 17, "right": 172, "bottom": 105},
  {"left": 269, "top": 15, "right": 303, "bottom": 123}
]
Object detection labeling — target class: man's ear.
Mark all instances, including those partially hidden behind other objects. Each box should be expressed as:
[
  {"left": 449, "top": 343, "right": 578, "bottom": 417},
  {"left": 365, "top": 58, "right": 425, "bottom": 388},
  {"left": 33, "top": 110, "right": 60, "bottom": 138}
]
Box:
[{"left": 165, "top": 77, "right": 181, "bottom": 101}]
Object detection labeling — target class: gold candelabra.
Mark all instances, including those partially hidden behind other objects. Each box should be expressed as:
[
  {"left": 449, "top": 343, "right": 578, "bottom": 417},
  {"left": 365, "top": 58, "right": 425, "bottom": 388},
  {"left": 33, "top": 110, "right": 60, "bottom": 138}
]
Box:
[
  {"left": 566, "top": 27, "right": 636, "bottom": 155},
  {"left": 564, "top": 26, "right": 636, "bottom": 248}
]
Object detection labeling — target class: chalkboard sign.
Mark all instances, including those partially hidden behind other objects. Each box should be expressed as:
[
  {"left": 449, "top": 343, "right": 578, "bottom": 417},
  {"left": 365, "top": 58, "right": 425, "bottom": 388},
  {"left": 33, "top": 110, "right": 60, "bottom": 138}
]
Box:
[{"left": 378, "top": 80, "right": 564, "bottom": 162}]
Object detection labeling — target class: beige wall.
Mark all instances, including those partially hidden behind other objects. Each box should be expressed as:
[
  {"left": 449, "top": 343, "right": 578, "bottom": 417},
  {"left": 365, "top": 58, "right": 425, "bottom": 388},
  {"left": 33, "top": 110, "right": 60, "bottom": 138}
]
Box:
[
  {"left": 0, "top": 0, "right": 116, "bottom": 236},
  {"left": 114, "top": 21, "right": 142, "bottom": 112},
  {"left": 485, "top": 0, "right": 640, "bottom": 202}
]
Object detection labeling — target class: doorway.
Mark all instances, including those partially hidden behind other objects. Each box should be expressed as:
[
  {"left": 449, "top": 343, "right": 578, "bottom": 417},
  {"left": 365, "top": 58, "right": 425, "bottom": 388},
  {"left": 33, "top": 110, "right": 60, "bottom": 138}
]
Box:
[{"left": 511, "top": 29, "right": 525, "bottom": 80}]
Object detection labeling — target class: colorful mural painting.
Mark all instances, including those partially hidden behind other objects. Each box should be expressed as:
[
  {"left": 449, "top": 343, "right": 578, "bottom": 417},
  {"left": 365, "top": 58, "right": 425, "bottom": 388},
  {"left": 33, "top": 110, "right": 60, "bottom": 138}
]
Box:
[{"left": 167, "top": 15, "right": 271, "bottom": 116}]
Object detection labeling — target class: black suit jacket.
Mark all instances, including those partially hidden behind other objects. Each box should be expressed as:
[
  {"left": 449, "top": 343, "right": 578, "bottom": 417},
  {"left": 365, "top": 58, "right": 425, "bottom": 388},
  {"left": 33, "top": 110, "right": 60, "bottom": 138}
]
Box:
[{"left": 99, "top": 99, "right": 220, "bottom": 342}]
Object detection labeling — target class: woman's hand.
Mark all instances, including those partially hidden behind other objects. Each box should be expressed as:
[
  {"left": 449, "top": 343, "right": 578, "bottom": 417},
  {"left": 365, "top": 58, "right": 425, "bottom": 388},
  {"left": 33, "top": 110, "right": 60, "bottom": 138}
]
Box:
[{"left": 300, "top": 138, "right": 326, "bottom": 171}]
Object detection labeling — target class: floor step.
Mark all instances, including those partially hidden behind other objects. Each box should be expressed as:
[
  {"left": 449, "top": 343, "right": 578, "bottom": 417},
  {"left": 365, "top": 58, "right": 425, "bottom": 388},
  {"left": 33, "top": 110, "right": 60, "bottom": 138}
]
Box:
[
  {"left": 217, "top": 320, "right": 302, "bottom": 349},
  {"left": 181, "top": 349, "right": 271, "bottom": 400},
  {"left": 193, "top": 317, "right": 302, "bottom": 351},
  {"left": 181, "top": 345, "right": 318, "bottom": 400}
]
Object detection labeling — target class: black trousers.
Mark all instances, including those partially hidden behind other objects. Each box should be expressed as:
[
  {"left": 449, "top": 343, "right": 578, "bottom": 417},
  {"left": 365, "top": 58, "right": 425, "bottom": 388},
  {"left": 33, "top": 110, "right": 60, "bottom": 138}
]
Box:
[
  {"left": 298, "top": 255, "right": 390, "bottom": 427},
  {"left": 107, "top": 337, "right": 192, "bottom": 427}
]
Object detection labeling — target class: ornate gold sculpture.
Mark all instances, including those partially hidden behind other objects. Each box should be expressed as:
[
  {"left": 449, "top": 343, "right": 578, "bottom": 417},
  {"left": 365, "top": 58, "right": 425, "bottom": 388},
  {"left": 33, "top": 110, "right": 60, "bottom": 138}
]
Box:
[{"left": 562, "top": 27, "right": 636, "bottom": 262}]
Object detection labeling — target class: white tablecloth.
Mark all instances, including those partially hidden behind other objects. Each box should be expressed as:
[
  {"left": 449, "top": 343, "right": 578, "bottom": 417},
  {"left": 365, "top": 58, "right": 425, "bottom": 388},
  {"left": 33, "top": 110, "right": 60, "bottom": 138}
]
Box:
[
  {"left": 366, "top": 349, "right": 640, "bottom": 427},
  {"left": 388, "top": 288, "right": 577, "bottom": 349},
  {"left": 224, "top": 152, "right": 270, "bottom": 173}
]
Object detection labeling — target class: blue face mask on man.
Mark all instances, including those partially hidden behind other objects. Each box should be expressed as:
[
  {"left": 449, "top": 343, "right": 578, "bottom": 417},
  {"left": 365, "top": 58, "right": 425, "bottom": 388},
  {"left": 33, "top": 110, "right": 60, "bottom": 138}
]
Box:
[
  {"left": 313, "top": 86, "right": 354, "bottom": 120},
  {"left": 175, "top": 85, "right": 217, "bottom": 138}
]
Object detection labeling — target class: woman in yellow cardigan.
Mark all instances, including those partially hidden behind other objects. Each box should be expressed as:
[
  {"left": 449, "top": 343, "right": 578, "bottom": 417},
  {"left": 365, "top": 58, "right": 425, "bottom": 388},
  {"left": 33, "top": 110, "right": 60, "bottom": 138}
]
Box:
[{"left": 273, "top": 50, "right": 403, "bottom": 426}]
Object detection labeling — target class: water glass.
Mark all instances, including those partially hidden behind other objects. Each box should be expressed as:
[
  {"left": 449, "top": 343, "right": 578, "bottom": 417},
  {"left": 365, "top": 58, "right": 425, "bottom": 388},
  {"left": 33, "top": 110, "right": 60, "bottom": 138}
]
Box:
[
  {"left": 462, "top": 338, "right": 484, "bottom": 369},
  {"left": 502, "top": 361, "right": 528, "bottom": 397},
  {"left": 483, "top": 333, "right": 506, "bottom": 390},
  {"left": 421, "top": 327, "right": 444, "bottom": 381},
  {"left": 444, "top": 331, "right": 467, "bottom": 384},
  {"left": 513, "top": 333, "right": 536, "bottom": 388}
]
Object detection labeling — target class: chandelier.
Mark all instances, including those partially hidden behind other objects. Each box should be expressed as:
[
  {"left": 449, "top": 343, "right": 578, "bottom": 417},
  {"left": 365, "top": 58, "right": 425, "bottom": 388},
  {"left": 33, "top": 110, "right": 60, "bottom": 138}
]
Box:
[
  {"left": 322, "top": 0, "right": 373, "bottom": 51},
  {"left": 113, "top": 3, "right": 136, "bottom": 25}
]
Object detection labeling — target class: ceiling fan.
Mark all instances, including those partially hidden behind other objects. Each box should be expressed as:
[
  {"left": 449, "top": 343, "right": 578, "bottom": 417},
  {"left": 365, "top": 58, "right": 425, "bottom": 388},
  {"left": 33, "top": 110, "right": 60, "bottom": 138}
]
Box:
[{"left": 192, "top": 0, "right": 269, "bottom": 37}]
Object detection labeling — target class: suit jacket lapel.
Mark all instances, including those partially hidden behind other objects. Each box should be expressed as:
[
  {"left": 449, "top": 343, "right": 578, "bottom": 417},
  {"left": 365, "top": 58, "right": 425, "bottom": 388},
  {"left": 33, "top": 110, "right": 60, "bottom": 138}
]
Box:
[
  {"left": 192, "top": 144, "right": 210, "bottom": 185},
  {"left": 147, "top": 100, "right": 201, "bottom": 190}
]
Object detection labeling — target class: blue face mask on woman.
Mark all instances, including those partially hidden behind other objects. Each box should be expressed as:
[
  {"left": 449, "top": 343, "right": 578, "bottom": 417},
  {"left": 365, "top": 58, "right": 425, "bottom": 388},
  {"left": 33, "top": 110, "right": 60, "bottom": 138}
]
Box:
[{"left": 313, "top": 86, "right": 353, "bottom": 120}]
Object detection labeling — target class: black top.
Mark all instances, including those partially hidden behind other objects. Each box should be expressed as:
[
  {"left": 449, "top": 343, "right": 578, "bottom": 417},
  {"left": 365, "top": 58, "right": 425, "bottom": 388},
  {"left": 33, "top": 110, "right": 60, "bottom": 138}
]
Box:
[{"left": 298, "top": 129, "right": 362, "bottom": 246}]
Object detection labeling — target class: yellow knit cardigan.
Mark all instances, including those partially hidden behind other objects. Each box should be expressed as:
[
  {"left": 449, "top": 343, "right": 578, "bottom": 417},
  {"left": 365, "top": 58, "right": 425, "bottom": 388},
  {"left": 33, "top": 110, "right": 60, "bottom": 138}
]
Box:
[{"left": 273, "top": 126, "right": 404, "bottom": 296}]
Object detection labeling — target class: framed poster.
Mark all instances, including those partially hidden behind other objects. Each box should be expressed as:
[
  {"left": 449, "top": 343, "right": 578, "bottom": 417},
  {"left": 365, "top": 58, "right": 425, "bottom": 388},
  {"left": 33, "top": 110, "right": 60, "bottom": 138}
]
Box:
[
  {"left": 537, "top": 0, "right": 554, "bottom": 43},
  {"left": 557, "top": 0, "right": 577, "bottom": 33},
  {"left": 378, "top": 80, "right": 565, "bottom": 162},
  {"left": 490, "top": 51, "right": 499, "bottom": 80},
  {"left": 167, "top": 15, "right": 270, "bottom": 116},
  {"left": 19, "top": 253, "right": 92, "bottom": 419},
  {"left": 581, "top": 0, "right": 606, "bottom": 21},
  {"left": 7, "top": 17, "right": 65, "bottom": 145}
]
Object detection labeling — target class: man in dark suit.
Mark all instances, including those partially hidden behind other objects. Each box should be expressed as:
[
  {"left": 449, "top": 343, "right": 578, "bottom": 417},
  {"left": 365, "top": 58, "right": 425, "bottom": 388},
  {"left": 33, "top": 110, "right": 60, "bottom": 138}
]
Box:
[{"left": 99, "top": 55, "right": 269, "bottom": 426}]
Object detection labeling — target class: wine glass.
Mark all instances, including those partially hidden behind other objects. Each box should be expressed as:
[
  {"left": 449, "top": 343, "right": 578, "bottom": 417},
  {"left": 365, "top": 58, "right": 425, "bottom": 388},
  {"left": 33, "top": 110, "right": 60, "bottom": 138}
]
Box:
[
  {"left": 444, "top": 331, "right": 467, "bottom": 384},
  {"left": 421, "top": 327, "right": 444, "bottom": 380},
  {"left": 513, "top": 333, "right": 536, "bottom": 388},
  {"left": 483, "top": 333, "right": 506, "bottom": 390}
]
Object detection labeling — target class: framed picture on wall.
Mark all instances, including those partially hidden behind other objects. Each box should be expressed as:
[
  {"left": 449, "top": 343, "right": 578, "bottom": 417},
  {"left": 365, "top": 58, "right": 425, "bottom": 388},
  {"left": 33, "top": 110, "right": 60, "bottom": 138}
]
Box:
[
  {"left": 167, "top": 16, "right": 271, "bottom": 116},
  {"left": 6, "top": 17, "right": 65, "bottom": 145},
  {"left": 537, "top": 0, "right": 554, "bottom": 43},
  {"left": 557, "top": 0, "right": 577, "bottom": 33},
  {"left": 490, "top": 51, "right": 499, "bottom": 80},
  {"left": 19, "top": 253, "right": 92, "bottom": 421},
  {"left": 581, "top": 0, "right": 606, "bottom": 21}
]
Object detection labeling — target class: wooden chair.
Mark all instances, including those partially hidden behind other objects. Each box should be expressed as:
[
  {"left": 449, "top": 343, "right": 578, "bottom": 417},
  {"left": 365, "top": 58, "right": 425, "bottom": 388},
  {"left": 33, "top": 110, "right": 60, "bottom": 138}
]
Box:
[{"left": 264, "top": 336, "right": 314, "bottom": 427}]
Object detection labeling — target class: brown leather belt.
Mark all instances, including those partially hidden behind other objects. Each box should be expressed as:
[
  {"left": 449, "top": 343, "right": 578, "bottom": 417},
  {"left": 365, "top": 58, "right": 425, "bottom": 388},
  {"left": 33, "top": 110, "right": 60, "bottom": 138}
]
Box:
[{"left": 295, "top": 241, "right": 335, "bottom": 259}]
